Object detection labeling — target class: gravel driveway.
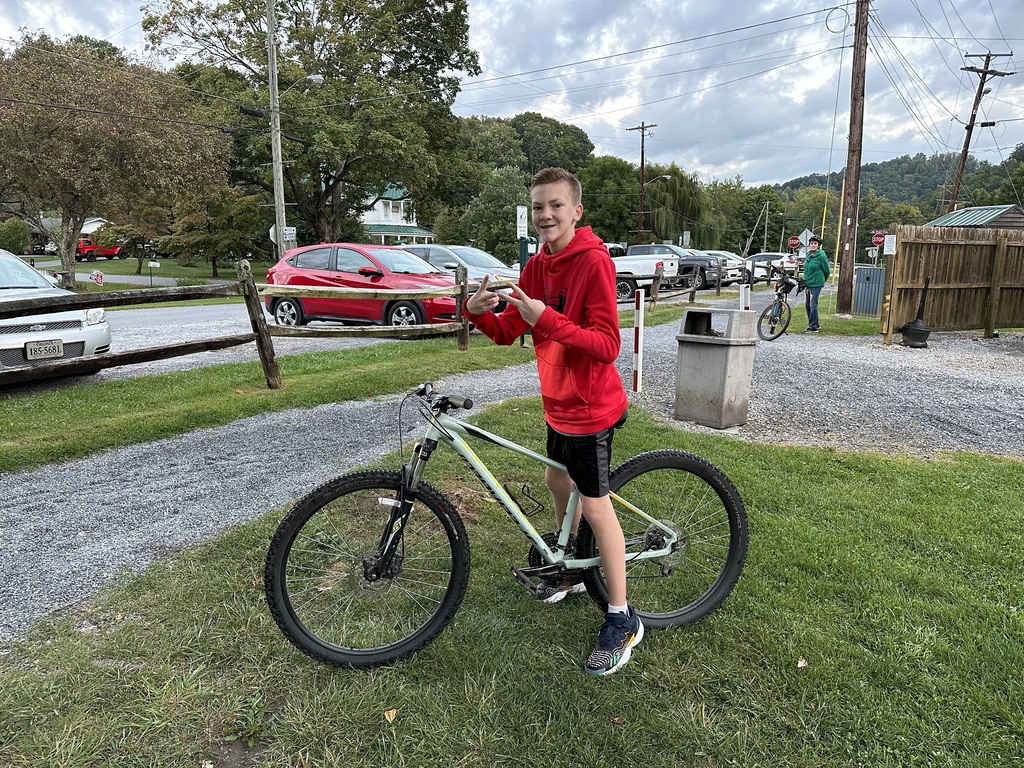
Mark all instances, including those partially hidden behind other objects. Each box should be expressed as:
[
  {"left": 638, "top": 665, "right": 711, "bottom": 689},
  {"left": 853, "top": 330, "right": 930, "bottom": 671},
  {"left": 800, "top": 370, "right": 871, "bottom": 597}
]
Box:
[{"left": 3, "top": 295, "right": 1022, "bottom": 641}]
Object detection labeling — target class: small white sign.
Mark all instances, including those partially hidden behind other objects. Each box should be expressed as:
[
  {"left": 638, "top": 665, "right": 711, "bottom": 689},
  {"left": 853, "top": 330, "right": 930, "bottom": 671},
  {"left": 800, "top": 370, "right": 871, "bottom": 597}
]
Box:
[
  {"left": 883, "top": 234, "right": 897, "bottom": 255},
  {"left": 681, "top": 230, "right": 691, "bottom": 248},
  {"left": 149, "top": 261, "right": 160, "bottom": 268},
  {"left": 516, "top": 206, "right": 528, "bottom": 239},
  {"left": 283, "top": 226, "right": 297, "bottom": 241}
]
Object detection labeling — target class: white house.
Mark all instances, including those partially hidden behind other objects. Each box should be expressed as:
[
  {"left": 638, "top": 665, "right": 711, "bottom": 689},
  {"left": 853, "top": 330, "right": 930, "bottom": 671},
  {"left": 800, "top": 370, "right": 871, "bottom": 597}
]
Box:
[{"left": 360, "top": 187, "right": 434, "bottom": 244}]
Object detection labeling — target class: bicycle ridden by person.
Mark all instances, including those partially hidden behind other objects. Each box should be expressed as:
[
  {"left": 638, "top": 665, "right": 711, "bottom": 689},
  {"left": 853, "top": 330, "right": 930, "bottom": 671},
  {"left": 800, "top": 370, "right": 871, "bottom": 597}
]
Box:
[
  {"left": 802, "top": 235, "right": 830, "bottom": 333},
  {"left": 462, "top": 167, "right": 642, "bottom": 676}
]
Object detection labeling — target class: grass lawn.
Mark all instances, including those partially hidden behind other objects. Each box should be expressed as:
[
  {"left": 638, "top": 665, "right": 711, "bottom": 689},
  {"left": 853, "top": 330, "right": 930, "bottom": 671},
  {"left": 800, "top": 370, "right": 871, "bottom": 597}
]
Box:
[
  {"left": 1, "top": 400, "right": 1022, "bottom": 767},
  {"left": 2, "top": 326, "right": 1023, "bottom": 766}
]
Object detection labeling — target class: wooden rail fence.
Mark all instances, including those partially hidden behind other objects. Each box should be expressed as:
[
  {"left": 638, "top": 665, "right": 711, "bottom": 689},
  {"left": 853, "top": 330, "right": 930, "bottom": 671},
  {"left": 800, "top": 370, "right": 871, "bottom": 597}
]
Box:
[{"left": 0, "top": 260, "right": 475, "bottom": 388}]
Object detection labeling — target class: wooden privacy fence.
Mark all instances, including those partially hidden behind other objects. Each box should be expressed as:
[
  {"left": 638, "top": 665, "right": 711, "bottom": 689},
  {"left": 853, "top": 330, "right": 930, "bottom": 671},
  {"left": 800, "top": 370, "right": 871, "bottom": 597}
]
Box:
[
  {"left": 0, "top": 261, "right": 474, "bottom": 388},
  {"left": 882, "top": 224, "right": 1024, "bottom": 343}
]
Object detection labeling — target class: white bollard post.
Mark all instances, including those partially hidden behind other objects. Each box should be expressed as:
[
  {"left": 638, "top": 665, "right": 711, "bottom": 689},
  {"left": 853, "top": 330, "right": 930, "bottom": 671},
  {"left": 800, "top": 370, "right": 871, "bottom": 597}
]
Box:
[
  {"left": 739, "top": 283, "right": 751, "bottom": 311},
  {"left": 632, "top": 289, "right": 645, "bottom": 392}
]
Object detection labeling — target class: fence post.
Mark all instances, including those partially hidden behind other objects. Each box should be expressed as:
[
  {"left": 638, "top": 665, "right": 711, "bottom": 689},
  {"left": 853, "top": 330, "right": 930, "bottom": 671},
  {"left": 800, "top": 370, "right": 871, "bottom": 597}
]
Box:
[
  {"left": 456, "top": 265, "right": 469, "bottom": 351},
  {"left": 648, "top": 264, "right": 663, "bottom": 311},
  {"left": 985, "top": 233, "right": 1008, "bottom": 338},
  {"left": 235, "top": 259, "right": 282, "bottom": 389}
]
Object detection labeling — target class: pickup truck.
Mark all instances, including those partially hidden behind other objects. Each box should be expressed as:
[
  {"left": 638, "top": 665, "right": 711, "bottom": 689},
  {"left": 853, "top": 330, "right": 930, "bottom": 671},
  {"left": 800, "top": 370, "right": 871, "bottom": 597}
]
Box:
[
  {"left": 624, "top": 244, "right": 721, "bottom": 292},
  {"left": 605, "top": 242, "right": 681, "bottom": 301},
  {"left": 75, "top": 238, "right": 125, "bottom": 262}
]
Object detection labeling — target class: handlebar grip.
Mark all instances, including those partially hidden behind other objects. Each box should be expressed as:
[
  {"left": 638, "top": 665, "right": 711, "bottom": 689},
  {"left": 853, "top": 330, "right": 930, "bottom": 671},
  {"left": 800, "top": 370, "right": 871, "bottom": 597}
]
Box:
[{"left": 448, "top": 396, "right": 473, "bottom": 410}]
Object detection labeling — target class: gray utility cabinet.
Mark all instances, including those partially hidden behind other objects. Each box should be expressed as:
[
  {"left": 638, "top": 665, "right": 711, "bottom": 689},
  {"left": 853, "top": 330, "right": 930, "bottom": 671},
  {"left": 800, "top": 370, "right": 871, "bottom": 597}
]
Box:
[
  {"left": 853, "top": 266, "right": 885, "bottom": 317},
  {"left": 674, "top": 308, "right": 758, "bottom": 429}
]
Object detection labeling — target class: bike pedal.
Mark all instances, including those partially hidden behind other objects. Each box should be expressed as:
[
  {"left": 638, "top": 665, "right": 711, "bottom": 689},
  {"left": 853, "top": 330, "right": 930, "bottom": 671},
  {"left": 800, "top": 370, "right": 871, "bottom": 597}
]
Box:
[{"left": 509, "top": 566, "right": 539, "bottom": 596}]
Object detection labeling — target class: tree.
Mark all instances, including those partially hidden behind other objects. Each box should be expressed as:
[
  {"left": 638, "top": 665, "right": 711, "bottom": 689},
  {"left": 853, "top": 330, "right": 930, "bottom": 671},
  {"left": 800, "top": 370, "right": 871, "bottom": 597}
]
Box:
[
  {"left": 460, "top": 166, "right": 530, "bottom": 264},
  {"left": 644, "top": 163, "right": 718, "bottom": 249},
  {"left": 0, "top": 33, "right": 229, "bottom": 288},
  {"left": 0, "top": 218, "right": 32, "bottom": 255},
  {"left": 577, "top": 155, "right": 637, "bottom": 242},
  {"left": 431, "top": 206, "right": 470, "bottom": 246},
  {"left": 143, "top": 0, "right": 480, "bottom": 246},
  {"left": 509, "top": 112, "right": 594, "bottom": 175},
  {"left": 785, "top": 186, "right": 840, "bottom": 245},
  {"left": 160, "top": 187, "right": 265, "bottom": 276},
  {"left": 706, "top": 176, "right": 750, "bottom": 252}
]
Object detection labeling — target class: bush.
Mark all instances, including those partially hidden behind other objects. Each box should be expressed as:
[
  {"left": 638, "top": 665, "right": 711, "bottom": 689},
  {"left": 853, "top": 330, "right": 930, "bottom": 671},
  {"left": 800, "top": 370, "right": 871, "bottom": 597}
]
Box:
[{"left": 0, "top": 217, "right": 32, "bottom": 255}]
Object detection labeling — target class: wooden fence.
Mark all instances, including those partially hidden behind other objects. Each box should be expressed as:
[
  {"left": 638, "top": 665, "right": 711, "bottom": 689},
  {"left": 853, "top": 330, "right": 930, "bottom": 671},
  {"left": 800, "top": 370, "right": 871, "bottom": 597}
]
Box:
[
  {"left": 881, "top": 224, "right": 1024, "bottom": 343},
  {"left": 0, "top": 261, "right": 473, "bottom": 388}
]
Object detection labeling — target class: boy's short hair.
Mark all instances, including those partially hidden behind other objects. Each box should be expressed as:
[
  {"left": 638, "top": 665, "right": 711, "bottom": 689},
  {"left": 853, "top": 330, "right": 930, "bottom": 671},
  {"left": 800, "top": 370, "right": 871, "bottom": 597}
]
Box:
[{"left": 531, "top": 167, "right": 582, "bottom": 206}]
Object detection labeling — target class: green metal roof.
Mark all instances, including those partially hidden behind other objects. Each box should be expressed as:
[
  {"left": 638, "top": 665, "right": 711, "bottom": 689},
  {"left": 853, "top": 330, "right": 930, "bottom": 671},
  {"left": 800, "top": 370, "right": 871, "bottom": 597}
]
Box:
[
  {"left": 925, "top": 204, "right": 1023, "bottom": 227},
  {"left": 365, "top": 224, "right": 434, "bottom": 236}
]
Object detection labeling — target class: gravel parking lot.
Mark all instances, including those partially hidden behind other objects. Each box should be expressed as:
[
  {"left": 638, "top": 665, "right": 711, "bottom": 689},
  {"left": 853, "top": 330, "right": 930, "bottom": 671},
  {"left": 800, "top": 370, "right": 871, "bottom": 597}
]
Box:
[{"left": 3, "top": 294, "right": 1022, "bottom": 641}]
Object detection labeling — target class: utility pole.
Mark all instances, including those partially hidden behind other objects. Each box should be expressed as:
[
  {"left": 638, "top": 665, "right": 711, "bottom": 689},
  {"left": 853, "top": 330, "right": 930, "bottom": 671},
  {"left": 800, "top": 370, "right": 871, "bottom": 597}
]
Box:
[
  {"left": 266, "top": 0, "right": 287, "bottom": 260},
  {"left": 628, "top": 122, "right": 656, "bottom": 244},
  {"left": 947, "top": 53, "right": 1013, "bottom": 213},
  {"left": 835, "top": 0, "right": 869, "bottom": 315}
]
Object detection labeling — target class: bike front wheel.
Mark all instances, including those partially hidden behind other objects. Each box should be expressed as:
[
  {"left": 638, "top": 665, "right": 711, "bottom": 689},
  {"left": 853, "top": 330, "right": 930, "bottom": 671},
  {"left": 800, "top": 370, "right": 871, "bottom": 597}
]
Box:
[
  {"left": 757, "top": 299, "right": 791, "bottom": 340},
  {"left": 577, "top": 450, "right": 748, "bottom": 629},
  {"left": 264, "top": 470, "right": 470, "bottom": 668}
]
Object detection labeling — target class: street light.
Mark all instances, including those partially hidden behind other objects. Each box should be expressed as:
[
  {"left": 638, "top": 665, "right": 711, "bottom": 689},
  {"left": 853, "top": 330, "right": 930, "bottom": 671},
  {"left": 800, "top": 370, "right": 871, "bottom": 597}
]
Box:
[{"left": 645, "top": 174, "right": 671, "bottom": 185}]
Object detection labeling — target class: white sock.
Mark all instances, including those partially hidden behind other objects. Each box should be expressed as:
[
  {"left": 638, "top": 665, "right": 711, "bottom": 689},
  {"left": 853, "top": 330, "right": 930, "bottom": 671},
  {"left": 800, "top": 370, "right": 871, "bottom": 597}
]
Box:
[{"left": 607, "top": 603, "right": 628, "bottom": 615}]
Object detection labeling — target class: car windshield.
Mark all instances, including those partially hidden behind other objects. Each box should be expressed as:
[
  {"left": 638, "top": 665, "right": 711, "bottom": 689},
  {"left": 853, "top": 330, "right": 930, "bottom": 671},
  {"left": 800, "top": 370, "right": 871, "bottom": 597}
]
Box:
[
  {"left": 0, "top": 252, "right": 52, "bottom": 290},
  {"left": 370, "top": 249, "right": 443, "bottom": 274},
  {"left": 448, "top": 246, "right": 507, "bottom": 269}
]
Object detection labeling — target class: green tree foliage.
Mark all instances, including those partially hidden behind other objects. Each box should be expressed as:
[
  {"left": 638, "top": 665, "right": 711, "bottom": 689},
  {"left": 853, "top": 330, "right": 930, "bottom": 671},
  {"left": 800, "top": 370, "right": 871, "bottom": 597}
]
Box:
[
  {"left": 785, "top": 186, "right": 840, "bottom": 245},
  {"left": 460, "top": 166, "right": 529, "bottom": 264},
  {"left": 705, "top": 176, "right": 750, "bottom": 252},
  {"left": 143, "top": 0, "right": 480, "bottom": 246},
  {"left": 577, "top": 155, "right": 637, "bottom": 243},
  {"left": 509, "top": 112, "right": 594, "bottom": 176},
  {"left": 0, "top": 218, "right": 32, "bottom": 255},
  {"left": 431, "top": 206, "right": 470, "bottom": 246},
  {"left": 0, "top": 33, "right": 229, "bottom": 288},
  {"left": 160, "top": 187, "right": 265, "bottom": 276},
  {"left": 644, "top": 163, "right": 719, "bottom": 249}
]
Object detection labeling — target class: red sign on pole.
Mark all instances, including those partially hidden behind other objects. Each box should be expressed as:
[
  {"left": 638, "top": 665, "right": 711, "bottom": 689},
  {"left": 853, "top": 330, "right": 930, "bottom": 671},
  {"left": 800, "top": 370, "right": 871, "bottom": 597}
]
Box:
[
  {"left": 787, "top": 235, "right": 801, "bottom": 249},
  {"left": 872, "top": 232, "right": 885, "bottom": 247}
]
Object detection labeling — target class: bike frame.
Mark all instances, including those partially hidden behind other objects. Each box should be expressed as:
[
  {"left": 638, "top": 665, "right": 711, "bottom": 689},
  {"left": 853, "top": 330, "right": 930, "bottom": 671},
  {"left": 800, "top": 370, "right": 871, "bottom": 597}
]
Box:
[{"left": 400, "top": 407, "right": 678, "bottom": 571}]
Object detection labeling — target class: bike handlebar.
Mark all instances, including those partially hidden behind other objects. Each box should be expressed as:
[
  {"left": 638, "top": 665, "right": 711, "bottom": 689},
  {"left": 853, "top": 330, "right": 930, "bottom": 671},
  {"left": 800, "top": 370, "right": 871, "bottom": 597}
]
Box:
[{"left": 412, "top": 382, "right": 474, "bottom": 412}]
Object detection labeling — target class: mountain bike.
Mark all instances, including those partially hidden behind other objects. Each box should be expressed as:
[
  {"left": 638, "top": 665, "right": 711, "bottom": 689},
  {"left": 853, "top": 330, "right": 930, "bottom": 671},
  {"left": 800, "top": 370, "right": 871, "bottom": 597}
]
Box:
[
  {"left": 757, "top": 271, "right": 805, "bottom": 341},
  {"left": 264, "top": 382, "right": 748, "bottom": 668}
]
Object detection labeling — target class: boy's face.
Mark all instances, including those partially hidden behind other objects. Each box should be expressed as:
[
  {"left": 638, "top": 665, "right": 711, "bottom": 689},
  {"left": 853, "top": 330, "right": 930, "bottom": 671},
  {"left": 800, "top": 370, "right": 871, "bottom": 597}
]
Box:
[{"left": 531, "top": 180, "right": 583, "bottom": 253}]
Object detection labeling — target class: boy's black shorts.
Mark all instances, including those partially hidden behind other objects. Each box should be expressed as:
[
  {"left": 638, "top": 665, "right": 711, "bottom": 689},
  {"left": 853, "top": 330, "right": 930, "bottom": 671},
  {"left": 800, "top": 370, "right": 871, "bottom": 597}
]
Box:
[{"left": 546, "top": 409, "right": 628, "bottom": 498}]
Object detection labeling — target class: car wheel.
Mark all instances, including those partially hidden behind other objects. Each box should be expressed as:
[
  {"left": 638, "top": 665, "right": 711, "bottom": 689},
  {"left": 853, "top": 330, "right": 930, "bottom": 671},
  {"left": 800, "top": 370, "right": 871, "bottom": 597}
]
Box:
[
  {"left": 273, "top": 298, "right": 306, "bottom": 326},
  {"left": 743, "top": 269, "right": 753, "bottom": 284},
  {"left": 87, "top": 253, "right": 97, "bottom": 262},
  {"left": 386, "top": 301, "right": 424, "bottom": 326},
  {"left": 615, "top": 277, "right": 637, "bottom": 302}
]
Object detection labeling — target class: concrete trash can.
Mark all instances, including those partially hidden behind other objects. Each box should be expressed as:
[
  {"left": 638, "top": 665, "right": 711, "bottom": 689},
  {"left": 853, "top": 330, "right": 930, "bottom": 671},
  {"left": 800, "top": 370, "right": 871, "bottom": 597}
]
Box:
[{"left": 674, "top": 307, "right": 758, "bottom": 428}]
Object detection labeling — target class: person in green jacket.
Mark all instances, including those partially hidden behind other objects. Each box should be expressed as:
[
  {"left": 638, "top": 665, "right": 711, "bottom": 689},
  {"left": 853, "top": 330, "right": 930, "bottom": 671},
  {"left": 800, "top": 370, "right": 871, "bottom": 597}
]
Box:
[{"left": 802, "top": 235, "right": 830, "bottom": 333}]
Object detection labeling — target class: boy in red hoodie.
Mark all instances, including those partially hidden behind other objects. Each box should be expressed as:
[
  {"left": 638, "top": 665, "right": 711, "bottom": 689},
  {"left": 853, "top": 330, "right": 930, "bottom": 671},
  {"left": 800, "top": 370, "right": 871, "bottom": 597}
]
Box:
[{"left": 464, "top": 167, "right": 642, "bottom": 676}]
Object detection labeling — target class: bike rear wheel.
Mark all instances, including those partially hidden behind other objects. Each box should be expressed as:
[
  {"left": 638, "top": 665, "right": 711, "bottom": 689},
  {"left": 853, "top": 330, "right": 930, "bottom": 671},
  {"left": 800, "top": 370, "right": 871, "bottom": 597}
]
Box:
[
  {"left": 757, "top": 300, "right": 791, "bottom": 340},
  {"left": 577, "top": 450, "right": 748, "bottom": 629},
  {"left": 264, "top": 470, "right": 470, "bottom": 668}
]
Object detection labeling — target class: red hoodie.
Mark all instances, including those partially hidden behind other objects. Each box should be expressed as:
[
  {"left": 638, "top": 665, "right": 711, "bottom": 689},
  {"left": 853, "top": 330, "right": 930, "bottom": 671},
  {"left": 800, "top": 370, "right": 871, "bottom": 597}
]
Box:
[{"left": 465, "top": 226, "right": 628, "bottom": 434}]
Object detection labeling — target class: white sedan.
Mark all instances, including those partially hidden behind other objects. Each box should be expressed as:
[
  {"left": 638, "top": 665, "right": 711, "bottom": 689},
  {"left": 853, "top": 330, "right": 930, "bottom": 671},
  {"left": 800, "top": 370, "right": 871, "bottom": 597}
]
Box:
[{"left": 0, "top": 249, "right": 111, "bottom": 374}]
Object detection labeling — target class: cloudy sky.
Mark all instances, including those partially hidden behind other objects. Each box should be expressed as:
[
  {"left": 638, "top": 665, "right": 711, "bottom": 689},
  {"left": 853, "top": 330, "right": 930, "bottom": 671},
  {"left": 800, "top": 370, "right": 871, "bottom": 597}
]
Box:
[{"left": 2, "top": 0, "right": 1022, "bottom": 187}]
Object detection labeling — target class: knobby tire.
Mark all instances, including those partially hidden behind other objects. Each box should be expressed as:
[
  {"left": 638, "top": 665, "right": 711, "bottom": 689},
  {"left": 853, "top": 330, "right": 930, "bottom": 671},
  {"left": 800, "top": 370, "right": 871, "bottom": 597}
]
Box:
[
  {"left": 577, "top": 450, "right": 748, "bottom": 629},
  {"left": 757, "top": 300, "right": 791, "bottom": 341},
  {"left": 264, "top": 469, "right": 470, "bottom": 668}
]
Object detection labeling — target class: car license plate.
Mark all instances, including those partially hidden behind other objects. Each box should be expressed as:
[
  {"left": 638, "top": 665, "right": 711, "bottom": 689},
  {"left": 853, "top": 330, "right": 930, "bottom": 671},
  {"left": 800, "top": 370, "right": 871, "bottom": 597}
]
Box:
[{"left": 25, "top": 339, "right": 64, "bottom": 361}]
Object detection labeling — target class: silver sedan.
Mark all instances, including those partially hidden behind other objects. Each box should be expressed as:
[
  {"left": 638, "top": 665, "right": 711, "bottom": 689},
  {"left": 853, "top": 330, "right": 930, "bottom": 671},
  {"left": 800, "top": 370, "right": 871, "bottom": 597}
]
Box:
[{"left": 0, "top": 249, "right": 111, "bottom": 372}]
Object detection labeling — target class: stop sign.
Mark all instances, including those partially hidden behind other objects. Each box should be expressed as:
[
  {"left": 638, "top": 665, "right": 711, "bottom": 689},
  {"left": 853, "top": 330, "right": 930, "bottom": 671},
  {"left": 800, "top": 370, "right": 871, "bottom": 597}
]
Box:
[
  {"left": 872, "top": 232, "right": 885, "bottom": 246},
  {"left": 788, "top": 235, "right": 801, "bottom": 249}
]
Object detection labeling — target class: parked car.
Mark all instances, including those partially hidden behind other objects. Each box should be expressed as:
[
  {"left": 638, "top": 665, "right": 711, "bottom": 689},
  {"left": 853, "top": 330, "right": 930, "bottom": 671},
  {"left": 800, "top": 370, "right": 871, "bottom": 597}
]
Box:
[
  {"left": 0, "top": 249, "right": 111, "bottom": 373},
  {"left": 752, "top": 252, "right": 797, "bottom": 275},
  {"left": 403, "top": 243, "right": 517, "bottom": 311},
  {"left": 700, "top": 251, "right": 746, "bottom": 286},
  {"left": 264, "top": 243, "right": 460, "bottom": 327}
]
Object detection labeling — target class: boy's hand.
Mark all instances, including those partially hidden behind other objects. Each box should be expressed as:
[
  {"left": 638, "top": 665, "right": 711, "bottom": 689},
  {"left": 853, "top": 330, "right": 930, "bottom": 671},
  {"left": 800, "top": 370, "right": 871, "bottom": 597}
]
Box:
[
  {"left": 466, "top": 274, "right": 499, "bottom": 314},
  {"left": 505, "top": 281, "right": 545, "bottom": 325}
]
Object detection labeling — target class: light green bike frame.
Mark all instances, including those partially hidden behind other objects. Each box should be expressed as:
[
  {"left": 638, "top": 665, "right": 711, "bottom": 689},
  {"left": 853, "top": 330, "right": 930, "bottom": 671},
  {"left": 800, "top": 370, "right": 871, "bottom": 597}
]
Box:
[{"left": 404, "top": 410, "right": 678, "bottom": 570}]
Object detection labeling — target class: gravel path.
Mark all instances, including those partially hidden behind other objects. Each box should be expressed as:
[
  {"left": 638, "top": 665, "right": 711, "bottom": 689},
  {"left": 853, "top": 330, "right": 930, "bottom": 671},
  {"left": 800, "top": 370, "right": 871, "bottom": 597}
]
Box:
[{"left": 3, "top": 295, "right": 1023, "bottom": 641}]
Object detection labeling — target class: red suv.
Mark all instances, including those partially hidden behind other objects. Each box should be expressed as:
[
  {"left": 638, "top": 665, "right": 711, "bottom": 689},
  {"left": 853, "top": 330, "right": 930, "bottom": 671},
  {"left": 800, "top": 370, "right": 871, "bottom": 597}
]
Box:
[{"left": 265, "top": 243, "right": 460, "bottom": 327}]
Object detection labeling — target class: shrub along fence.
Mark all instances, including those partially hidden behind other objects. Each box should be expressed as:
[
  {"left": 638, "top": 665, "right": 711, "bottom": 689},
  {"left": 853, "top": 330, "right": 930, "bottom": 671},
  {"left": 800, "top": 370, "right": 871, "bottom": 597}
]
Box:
[
  {"left": 0, "top": 261, "right": 472, "bottom": 388},
  {"left": 881, "top": 224, "right": 1024, "bottom": 342}
]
